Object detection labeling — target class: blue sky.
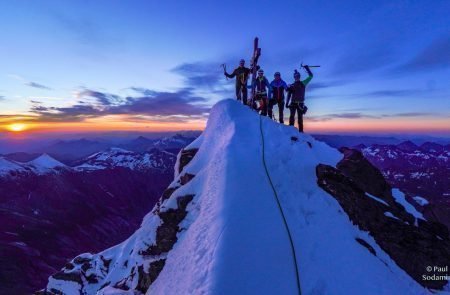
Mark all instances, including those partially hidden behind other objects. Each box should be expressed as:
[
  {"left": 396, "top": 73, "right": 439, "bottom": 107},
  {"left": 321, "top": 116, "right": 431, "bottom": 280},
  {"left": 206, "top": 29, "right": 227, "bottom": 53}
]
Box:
[{"left": 0, "top": 0, "right": 449, "bottom": 135}]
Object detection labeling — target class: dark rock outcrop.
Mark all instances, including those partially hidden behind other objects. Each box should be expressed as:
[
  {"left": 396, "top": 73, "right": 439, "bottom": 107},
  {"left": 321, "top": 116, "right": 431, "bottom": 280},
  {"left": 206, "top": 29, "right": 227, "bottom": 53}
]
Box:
[
  {"left": 142, "top": 194, "right": 195, "bottom": 256},
  {"left": 51, "top": 271, "right": 83, "bottom": 284},
  {"left": 178, "top": 148, "right": 198, "bottom": 174},
  {"left": 136, "top": 259, "right": 166, "bottom": 293},
  {"left": 337, "top": 147, "right": 392, "bottom": 201},
  {"left": 121, "top": 149, "right": 199, "bottom": 292},
  {"left": 355, "top": 238, "right": 376, "bottom": 256},
  {"left": 180, "top": 173, "right": 195, "bottom": 185},
  {"left": 316, "top": 148, "right": 450, "bottom": 290},
  {"left": 423, "top": 204, "right": 450, "bottom": 235}
]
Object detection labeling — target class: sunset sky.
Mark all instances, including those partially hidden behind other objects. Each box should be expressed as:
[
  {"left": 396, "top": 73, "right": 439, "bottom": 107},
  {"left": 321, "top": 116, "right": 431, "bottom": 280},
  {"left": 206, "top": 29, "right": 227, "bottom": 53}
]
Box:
[{"left": 0, "top": 0, "right": 449, "bottom": 136}]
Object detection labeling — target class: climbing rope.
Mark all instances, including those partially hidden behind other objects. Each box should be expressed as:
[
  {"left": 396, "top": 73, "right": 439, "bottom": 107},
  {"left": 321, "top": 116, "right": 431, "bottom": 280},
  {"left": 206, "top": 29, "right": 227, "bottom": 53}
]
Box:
[{"left": 259, "top": 114, "right": 302, "bottom": 295}]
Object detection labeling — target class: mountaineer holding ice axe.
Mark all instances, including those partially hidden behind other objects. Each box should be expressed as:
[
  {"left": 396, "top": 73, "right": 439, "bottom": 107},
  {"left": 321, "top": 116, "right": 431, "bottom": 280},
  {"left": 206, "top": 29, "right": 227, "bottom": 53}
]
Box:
[
  {"left": 286, "top": 64, "right": 319, "bottom": 132},
  {"left": 223, "top": 59, "right": 251, "bottom": 105}
]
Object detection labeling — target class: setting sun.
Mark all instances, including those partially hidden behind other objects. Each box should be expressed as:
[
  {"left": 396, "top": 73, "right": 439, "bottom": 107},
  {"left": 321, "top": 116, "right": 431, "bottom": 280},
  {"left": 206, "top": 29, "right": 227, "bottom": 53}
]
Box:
[{"left": 7, "top": 123, "right": 28, "bottom": 132}]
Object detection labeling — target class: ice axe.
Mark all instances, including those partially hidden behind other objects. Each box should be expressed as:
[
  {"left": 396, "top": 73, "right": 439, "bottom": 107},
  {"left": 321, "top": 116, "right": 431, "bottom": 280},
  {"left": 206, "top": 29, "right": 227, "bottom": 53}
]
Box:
[
  {"left": 301, "top": 62, "right": 321, "bottom": 68},
  {"left": 221, "top": 63, "right": 228, "bottom": 80}
]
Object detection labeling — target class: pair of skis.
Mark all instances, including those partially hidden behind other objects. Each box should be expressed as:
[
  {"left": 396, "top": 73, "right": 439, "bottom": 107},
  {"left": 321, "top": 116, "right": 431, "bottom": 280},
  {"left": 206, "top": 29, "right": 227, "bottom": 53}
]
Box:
[{"left": 249, "top": 37, "right": 261, "bottom": 108}]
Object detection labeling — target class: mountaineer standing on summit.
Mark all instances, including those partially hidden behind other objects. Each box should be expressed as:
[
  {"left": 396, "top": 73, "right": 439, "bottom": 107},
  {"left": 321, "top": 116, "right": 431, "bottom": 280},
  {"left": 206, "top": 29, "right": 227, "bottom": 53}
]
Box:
[
  {"left": 224, "top": 59, "right": 251, "bottom": 105},
  {"left": 269, "top": 72, "right": 288, "bottom": 123},
  {"left": 286, "top": 65, "right": 313, "bottom": 132},
  {"left": 252, "top": 69, "right": 271, "bottom": 116}
]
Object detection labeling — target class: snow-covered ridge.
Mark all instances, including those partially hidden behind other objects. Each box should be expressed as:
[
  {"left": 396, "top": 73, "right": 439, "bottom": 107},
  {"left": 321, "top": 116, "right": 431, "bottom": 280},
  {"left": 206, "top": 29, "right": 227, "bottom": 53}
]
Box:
[
  {"left": 0, "top": 157, "right": 26, "bottom": 175},
  {"left": 361, "top": 144, "right": 449, "bottom": 163},
  {"left": 153, "top": 134, "right": 195, "bottom": 149},
  {"left": 28, "top": 154, "right": 66, "bottom": 172},
  {"left": 41, "top": 99, "right": 449, "bottom": 295},
  {"left": 0, "top": 148, "right": 176, "bottom": 177},
  {"left": 0, "top": 154, "right": 65, "bottom": 175},
  {"left": 75, "top": 147, "right": 175, "bottom": 171}
]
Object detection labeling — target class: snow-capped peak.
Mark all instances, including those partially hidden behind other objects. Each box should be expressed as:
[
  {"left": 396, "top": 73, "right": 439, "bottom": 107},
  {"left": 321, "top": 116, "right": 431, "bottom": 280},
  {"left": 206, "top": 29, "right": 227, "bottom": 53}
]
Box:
[
  {"left": 397, "top": 140, "right": 419, "bottom": 152},
  {"left": 108, "top": 147, "right": 134, "bottom": 153},
  {"left": 28, "top": 154, "right": 66, "bottom": 169},
  {"left": 76, "top": 147, "right": 175, "bottom": 171},
  {"left": 153, "top": 133, "right": 195, "bottom": 149},
  {"left": 0, "top": 154, "right": 66, "bottom": 176},
  {"left": 87, "top": 147, "right": 133, "bottom": 159},
  {"left": 0, "top": 157, "right": 24, "bottom": 175}
]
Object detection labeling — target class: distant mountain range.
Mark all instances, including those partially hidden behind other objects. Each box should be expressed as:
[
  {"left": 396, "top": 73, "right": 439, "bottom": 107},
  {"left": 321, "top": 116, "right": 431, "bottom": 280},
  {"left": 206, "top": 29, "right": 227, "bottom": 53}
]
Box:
[
  {"left": 350, "top": 141, "right": 450, "bottom": 231},
  {"left": 0, "top": 154, "right": 67, "bottom": 176},
  {"left": 355, "top": 140, "right": 449, "bottom": 200},
  {"left": 0, "top": 149, "right": 176, "bottom": 176},
  {"left": 48, "top": 133, "right": 195, "bottom": 163},
  {"left": 73, "top": 148, "right": 176, "bottom": 172},
  {"left": 38, "top": 138, "right": 111, "bottom": 162},
  {"left": 0, "top": 133, "right": 197, "bottom": 164},
  {"left": 0, "top": 147, "right": 177, "bottom": 294},
  {"left": 312, "top": 134, "right": 450, "bottom": 148}
]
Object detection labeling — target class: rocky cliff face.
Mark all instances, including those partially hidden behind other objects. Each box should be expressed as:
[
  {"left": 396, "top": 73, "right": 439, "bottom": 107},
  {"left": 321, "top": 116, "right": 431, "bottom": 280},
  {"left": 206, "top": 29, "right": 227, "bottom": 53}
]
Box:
[
  {"left": 354, "top": 141, "right": 450, "bottom": 230},
  {"left": 317, "top": 148, "right": 450, "bottom": 289}
]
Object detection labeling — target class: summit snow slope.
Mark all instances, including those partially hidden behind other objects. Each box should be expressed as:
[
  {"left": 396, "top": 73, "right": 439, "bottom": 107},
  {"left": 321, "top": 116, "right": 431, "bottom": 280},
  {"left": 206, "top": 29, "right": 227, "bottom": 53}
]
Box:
[
  {"left": 149, "top": 100, "right": 426, "bottom": 295},
  {"left": 43, "top": 99, "right": 442, "bottom": 295}
]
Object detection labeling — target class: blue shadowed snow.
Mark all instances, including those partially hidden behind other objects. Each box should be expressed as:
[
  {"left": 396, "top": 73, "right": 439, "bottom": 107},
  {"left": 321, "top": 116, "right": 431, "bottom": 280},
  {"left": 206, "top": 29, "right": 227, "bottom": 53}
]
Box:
[{"left": 150, "top": 99, "right": 431, "bottom": 295}]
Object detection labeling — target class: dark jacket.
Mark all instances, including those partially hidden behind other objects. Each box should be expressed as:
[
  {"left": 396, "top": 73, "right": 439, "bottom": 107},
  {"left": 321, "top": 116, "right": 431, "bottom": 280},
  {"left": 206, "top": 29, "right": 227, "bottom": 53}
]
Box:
[
  {"left": 225, "top": 66, "right": 251, "bottom": 85},
  {"left": 252, "top": 76, "right": 271, "bottom": 98},
  {"left": 270, "top": 79, "right": 288, "bottom": 102},
  {"left": 287, "top": 75, "right": 313, "bottom": 104}
]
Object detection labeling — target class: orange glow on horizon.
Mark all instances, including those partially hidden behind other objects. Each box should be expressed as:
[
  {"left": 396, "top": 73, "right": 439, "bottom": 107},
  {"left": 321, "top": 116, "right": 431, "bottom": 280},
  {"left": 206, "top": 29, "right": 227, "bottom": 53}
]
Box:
[
  {"left": 1, "top": 116, "right": 206, "bottom": 134},
  {"left": 304, "top": 117, "right": 450, "bottom": 134},
  {"left": 0, "top": 115, "right": 448, "bottom": 136},
  {"left": 6, "top": 123, "right": 28, "bottom": 132}
]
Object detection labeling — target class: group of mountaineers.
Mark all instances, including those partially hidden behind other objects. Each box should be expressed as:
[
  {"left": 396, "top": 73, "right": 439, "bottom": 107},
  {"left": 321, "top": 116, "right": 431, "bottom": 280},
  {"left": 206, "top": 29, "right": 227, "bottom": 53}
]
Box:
[{"left": 223, "top": 38, "right": 315, "bottom": 133}]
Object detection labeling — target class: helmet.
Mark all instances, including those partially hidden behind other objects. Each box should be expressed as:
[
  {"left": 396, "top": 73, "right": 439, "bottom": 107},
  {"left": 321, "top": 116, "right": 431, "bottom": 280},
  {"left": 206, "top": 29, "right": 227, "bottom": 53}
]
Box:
[
  {"left": 239, "top": 59, "right": 245, "bottom": 64},
  {"left": 258, "top": 69, "right": 264, "bottom": 74},
  {"left": 293, "top": 69, "right": 300, "bottom": 79},
  {"left": 274, "top": 71, "right": 281, "bottom": 76}
]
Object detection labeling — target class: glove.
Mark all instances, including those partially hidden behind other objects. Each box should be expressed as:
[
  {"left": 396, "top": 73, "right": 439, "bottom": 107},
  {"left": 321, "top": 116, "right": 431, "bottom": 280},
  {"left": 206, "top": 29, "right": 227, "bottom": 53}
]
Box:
[
  {"left": 285, "top": 102, "right": 289, "bottom": 108},
  {"left": 302, "top": 105, "right": 308, "bottom": 114},
  {"left": 304, "top": 65, "right": 313, "bottom": 76}
]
